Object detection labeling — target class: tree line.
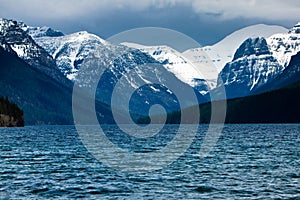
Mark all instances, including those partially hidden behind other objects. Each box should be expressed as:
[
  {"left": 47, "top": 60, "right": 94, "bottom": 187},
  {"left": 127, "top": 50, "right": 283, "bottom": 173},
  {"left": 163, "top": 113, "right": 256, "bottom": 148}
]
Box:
[{"left": 0, "top": 96, "right": 24, "bottom": 127}]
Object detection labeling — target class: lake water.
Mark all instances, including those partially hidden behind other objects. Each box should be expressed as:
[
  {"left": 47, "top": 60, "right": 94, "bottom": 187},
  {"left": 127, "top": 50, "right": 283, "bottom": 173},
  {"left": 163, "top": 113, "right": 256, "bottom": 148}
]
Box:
[{"left": 0, "top": 124, "right": 299, "bottom": 199}]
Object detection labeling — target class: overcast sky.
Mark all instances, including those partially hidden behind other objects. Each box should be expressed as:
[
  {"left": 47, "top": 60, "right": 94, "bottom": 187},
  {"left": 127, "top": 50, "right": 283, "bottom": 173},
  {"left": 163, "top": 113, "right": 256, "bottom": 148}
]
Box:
[{"left": 0, "top": 0, "right": 299, "bottom": 45}]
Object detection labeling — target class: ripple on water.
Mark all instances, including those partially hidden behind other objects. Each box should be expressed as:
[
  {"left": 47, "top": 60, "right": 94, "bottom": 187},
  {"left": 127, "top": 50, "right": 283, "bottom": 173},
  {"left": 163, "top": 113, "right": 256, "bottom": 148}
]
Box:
[
  {"left": 195, "top": 185, "right": 218, "bottom": 193},
  {"left": 0, "top": 124, "right": 299, "bottom": 199}
]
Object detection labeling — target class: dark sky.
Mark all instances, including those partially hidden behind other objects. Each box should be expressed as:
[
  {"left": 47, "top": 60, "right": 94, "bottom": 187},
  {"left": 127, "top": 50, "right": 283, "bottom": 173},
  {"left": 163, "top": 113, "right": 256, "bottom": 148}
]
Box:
[{"left": 0, "top": 0, "right": 299, "bottom": 46}]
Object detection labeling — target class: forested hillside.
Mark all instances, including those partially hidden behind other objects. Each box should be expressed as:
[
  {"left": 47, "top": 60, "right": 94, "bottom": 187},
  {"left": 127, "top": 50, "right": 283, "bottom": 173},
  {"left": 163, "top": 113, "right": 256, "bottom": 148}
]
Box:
[{"left": 0, "top": 96, "right": 24, "bottom": 127}]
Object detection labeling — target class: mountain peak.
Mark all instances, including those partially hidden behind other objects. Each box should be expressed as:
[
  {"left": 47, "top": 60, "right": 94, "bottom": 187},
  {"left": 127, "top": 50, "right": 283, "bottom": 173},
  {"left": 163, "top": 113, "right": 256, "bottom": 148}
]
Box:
[
  {"left": 0, "top": 18, "right": 71, "bottom": 87},
  {"left": 23, "top": 26, "right": 64, "bottom": 38},
  {"left": 0, "top": 18, "right": 18, "bottom": 33},
  {"left": 74, "top": 31, "right": 88, "bottom": 35},
  {"left": 233, "top": 37, "right": 270, "bottom": 61},
  {"left": 289, "top": 22, "right": 300, "bottom": 34},
  {"left": 31, "top": 30, "right": 108, "bottom": 80},
  {"left": 267, "top": 22, "right": 300, "bottom": 67}
]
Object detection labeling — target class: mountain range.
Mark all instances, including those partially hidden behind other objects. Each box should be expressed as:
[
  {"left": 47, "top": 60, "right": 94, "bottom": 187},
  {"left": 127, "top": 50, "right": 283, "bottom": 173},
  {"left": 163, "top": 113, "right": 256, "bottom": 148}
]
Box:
[
  {"left": 0, "top": 18, "right": 299, "bottom": 125},
  {"left": 126, "top": 24, "right": 287, "bottom": 90}
]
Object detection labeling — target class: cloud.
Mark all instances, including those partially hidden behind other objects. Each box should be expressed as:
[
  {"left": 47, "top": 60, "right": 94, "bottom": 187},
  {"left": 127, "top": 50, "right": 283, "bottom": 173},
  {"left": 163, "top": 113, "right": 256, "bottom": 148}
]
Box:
[
  {"left": 0, "top": 0, "right": 298, "bottom": 45},
  {"left": 190, "top": 0, "right": 300, "bottom": 21},
  {"left": 0, "top": 0, "right": 299, "bottom": 22}
]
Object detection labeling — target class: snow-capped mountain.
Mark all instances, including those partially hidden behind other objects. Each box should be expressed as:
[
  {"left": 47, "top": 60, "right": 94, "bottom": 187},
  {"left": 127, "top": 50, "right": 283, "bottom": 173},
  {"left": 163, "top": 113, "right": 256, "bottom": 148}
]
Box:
[
  {"left": 0, "top": 19, "right": 52, "bottom": 61},
  {"left": 217, "top": 37, "right": 283, "bottom": 98},
  {"left": 0, "top": 18, "right": 70, "bottom": 86},
  {"left": 31, "top": 28, "right": 206, "bottom": 114},
  {"left": 33, "top": 31, "right": 108, "bottom": 80},
  {"left": 267, "top": 22, "right": 300, "bottom": 68},
  {"left": 74, "top": 43, "right": 207, "bottom": 115},
  {"left": 183, "top": 24, "right": 287, "bottom": 88},
  {"left": 217, "top": 22, "right": 300, "bottom": 99},
  {"left": 123, "top": 43, "right": 210, "bottom": 94}
]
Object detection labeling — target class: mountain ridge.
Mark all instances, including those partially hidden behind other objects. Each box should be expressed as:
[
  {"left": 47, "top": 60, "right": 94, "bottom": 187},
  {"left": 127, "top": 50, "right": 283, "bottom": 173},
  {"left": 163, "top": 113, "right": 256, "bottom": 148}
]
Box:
[{"left": 1, "top": 17, "right": 299, "bottom": 125}]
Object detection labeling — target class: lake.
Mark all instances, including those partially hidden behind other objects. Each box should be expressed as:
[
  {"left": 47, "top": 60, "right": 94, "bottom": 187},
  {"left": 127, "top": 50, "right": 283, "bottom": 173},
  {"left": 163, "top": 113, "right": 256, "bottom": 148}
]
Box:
[{"left": 0, "top": 124, "right": 299, "bottom": 199}]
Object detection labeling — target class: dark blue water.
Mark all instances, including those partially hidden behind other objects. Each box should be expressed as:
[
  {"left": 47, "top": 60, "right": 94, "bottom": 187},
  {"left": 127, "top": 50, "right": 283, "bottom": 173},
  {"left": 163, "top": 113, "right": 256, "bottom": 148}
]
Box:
[{"left": 0, "top": 124, "right": 299, "bottom": 199}]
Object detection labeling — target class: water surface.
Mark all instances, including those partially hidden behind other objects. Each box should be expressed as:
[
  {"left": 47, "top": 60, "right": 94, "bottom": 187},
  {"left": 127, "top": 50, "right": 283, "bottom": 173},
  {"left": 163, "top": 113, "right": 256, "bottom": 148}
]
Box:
[{"left": 0, "top": 124, "right": 299, "bottom": 199}]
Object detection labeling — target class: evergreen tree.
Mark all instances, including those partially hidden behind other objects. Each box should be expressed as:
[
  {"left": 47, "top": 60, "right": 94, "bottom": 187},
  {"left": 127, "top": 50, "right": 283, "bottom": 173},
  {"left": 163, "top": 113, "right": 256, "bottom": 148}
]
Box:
[{"left": 0, "top": 96, "right": 24, "bottom": 127}]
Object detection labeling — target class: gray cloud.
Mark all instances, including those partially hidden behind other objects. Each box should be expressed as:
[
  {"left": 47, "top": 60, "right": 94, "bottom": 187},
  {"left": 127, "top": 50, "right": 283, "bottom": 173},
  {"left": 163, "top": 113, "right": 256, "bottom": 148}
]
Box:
[
  {"left": 0, "top": 0, "right": 299, "bottom": 45},
  {"left": 190, "top": 0, "right": 300, "bottom": 21},
  {"left": 1, "top": 0, "right": 299, "bottom": 20}
]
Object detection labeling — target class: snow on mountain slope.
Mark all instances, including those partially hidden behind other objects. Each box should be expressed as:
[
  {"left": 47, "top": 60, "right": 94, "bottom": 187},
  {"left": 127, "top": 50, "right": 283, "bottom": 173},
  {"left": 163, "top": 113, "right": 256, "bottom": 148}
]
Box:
[
  {"left": 0, "top": 19, "right": 43, "bottom": 60},
  {"left": 0, "top": 18, "right": 70, "bottom": 86},
  {"left": 123, "top": 42, "right": 210, "bottom": 93},
  {"left": 184, "top": 24, "right": 287, "bottom": 71},
  {"left": 0, "top": 18, "right": 15, "bottom": 33},
  {"left": 217, "top": 37, "right": 283, "bottom": 99},
  {"left": 183, "top": 24, "right": 287, "bottom": 88},
  {"left": 22, "top": 25, "right": 64, "bottom": 38},
  {"left": 33, "top": 31, "right": 108, "bottom": 80},
  {"left": 267, "top": 22, "right": 300, "bottom": 68}
]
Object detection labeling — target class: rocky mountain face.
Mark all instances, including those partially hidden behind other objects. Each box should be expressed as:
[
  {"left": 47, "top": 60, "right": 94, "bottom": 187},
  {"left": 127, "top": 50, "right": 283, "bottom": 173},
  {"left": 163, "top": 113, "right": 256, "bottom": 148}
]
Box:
[
  {"left": 217, "top": 22, "right": 300, "bottom": 99},
  {"left": 267, "top": 22, "right": 300, "bottom": 68},
  {"left": 254, "top": 51, "right": 300, "bottom": 93},
  {"left": 217, "top": 37, "right": 283, "bottom": 98},
  {"left": 123, "top": 43, "right": 211, "bottom": 95},
  {"left": 0, "top": 18, "right": 71, "bottom": 87},
  {"left": 33, "top": 31, "right": 108, "bottom": 80}
]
